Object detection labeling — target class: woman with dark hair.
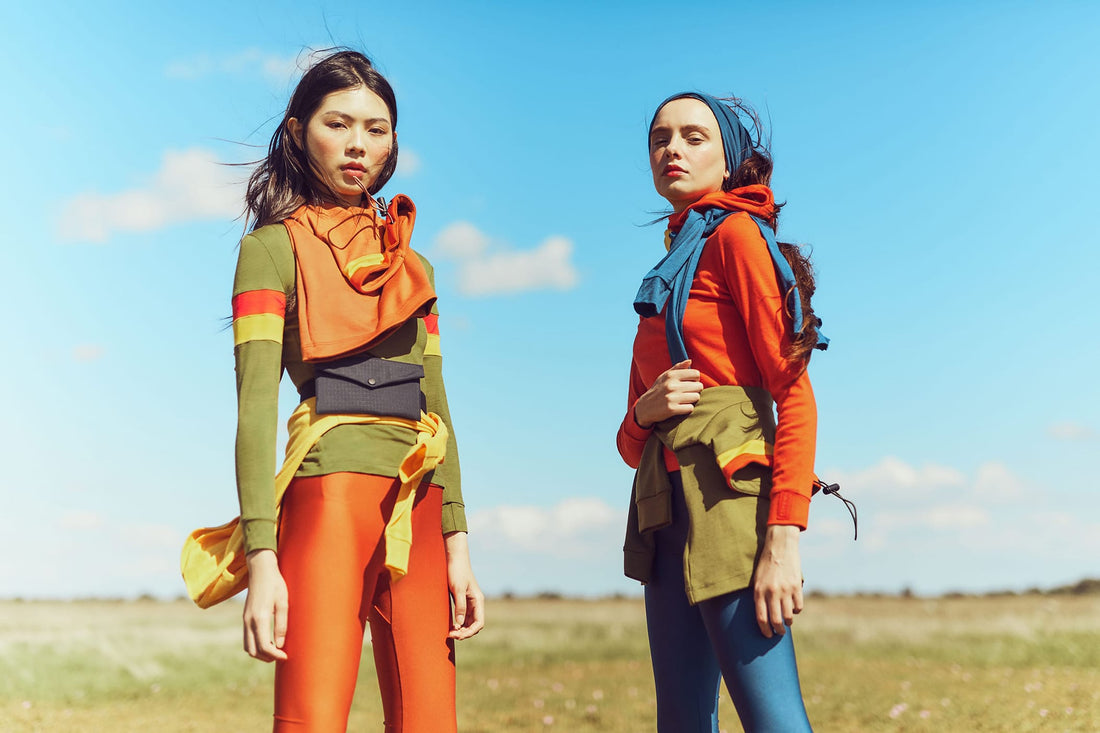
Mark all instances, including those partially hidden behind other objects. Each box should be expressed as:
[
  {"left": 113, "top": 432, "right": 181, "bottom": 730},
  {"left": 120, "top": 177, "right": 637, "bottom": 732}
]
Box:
[
  {"left": 617, "top": 92, "right": 829, "bottom": 732},
  {"left": 182, "top": 49, "right": 482, "bottom": 732}
]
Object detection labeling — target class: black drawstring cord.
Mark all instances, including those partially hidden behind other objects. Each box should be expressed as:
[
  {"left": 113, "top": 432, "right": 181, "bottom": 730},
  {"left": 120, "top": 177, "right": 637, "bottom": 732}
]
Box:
[{"left": 813, "top": 479, "right": 858, "bottom": 541}]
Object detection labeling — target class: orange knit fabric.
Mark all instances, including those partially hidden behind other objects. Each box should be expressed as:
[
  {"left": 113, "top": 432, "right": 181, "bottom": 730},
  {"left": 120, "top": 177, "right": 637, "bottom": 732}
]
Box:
[
  {"left": 617, "top": 187, "right": 817, "bottom": 528},
  {"left": 284, "top": 195, "right": 436, "bottom": 362}
]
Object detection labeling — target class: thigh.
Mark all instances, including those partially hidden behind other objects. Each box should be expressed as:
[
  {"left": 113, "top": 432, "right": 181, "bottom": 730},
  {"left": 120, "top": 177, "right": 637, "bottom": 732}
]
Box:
[
  {"left": 644, "top": 473, "right": 721, "bottom": 733},
  {"left": 698, "top": 587, "right": 813, "bottom": 733},
  {"left": 369, "top": 481, "right": 456, "bottom": 733},
  {"left": 274, "top": 473, "right": 388, "bottom": 732}
]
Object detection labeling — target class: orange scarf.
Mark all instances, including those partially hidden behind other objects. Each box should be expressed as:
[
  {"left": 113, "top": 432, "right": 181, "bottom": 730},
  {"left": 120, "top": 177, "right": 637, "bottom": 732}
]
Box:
[{"left": 283, "top": 195, "right": 436, "bottom": 362}]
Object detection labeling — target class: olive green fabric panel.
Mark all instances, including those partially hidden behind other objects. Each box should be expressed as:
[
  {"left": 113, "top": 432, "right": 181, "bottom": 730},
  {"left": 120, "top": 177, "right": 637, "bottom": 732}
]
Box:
[{"left": 232, "top": 225, "right": 467, "bottom": 553}]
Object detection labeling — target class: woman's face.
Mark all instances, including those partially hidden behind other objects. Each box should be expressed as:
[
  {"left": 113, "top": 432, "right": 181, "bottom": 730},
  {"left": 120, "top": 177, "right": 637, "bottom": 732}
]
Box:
[
  {"left": 289, "top": 86, "right": 394, "bottom": 206},
  {"left": 649, "top": 98, "right": 728, "bottom": 212}
]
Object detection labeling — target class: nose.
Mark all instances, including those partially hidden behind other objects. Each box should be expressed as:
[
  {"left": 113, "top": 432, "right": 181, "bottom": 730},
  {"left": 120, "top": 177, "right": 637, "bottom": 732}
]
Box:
[
  {"left": 347, "top": 129, "right": 365, "bottom": 155},
  {"left": 664, "top": 134, "right": 683, "bottom": 159}
]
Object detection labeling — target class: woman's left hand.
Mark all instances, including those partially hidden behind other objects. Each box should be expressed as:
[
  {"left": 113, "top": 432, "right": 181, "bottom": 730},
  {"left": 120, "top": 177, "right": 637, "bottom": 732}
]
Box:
[
  {"left": 444, "top": 531, "right": 485, "bottom": 640},
  {"left": 752, "top": 524, "right": 804, "bottom": 638}
]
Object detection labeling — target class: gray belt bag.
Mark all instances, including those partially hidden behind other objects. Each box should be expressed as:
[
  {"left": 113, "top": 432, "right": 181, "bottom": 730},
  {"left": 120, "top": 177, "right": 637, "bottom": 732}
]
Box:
[{"left": 313, "top": 353, "right": 425, "bottom": 421}]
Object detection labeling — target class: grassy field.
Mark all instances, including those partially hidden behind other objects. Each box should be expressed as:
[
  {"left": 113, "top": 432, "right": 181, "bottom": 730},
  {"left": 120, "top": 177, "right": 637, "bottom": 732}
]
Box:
[{"left": 2, "top": 594, "right": 1098, "bottom": 732}]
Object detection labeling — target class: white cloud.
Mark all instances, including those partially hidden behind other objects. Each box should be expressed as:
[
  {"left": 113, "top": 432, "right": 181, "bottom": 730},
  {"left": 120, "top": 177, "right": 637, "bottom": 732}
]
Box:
[
  {"left": 59, "top": 511, "right": 105, "bottom": 530},
  {"left": 972, "top": 461, "right": 1026, "bottom": 501},
  {"left": 72, "top": 344, "right": 105, "bottom": 362},
  {"left": 396, "top": 149, "right": 422, "bottom": 177},
  {"left": 57, "top": 148, "right": 246, "bottom": 243},
  {"left": 804, "top": 455, "right": 1100, "bottom": 594},
  {"left": 830, "top": 456, "right": 965, "bottom": 500},
  {"left": 433, "top": 222, "right": 579, "bottom": 297},
  {"left": 1047, "top": 422, "right": 1097, "bottom": 441},
  {"left": 435, "top": 221, "right": 489, "bottom": 258},
  {"left": 165, "top": 49, "right": 300, "bottom": 84},
  {"left": 468, "top": 497, "right": 620, "bottom": 557}
]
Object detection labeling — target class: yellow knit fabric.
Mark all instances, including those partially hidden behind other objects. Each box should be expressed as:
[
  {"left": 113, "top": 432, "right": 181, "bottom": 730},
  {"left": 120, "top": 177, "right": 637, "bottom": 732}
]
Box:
[{"left": 180, "top": 398, "right": 448, "bottom": 608}]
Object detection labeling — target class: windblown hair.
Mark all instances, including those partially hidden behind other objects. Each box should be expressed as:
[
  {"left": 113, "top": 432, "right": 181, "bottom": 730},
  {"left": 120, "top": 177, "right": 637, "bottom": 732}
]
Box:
[
  {"left": 713, "top": 97, "right": 822, "bottom": 361},
  {"left": 244, "top": 49, "right": 398, "bottom": 231}
]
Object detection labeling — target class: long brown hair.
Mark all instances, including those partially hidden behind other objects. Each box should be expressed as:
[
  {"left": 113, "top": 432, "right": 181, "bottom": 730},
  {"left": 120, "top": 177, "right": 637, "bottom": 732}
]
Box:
[
  {"left": 721, "top": 98, "right": 821, "bottom": 362},
  {"left": 244, "top": 49, "right": 399, "bottom": 231}
]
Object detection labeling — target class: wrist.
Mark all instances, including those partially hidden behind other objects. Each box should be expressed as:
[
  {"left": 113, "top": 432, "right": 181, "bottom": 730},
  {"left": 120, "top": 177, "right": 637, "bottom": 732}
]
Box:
[
  {"left": 246, "top": 548, "right": 278, "bottom": 570},
  {"left": 444, "top": 531, "right": 469, "bottom": 553},
  {"left": 763, "top": 524, "right": 800, "bottom": 553}
]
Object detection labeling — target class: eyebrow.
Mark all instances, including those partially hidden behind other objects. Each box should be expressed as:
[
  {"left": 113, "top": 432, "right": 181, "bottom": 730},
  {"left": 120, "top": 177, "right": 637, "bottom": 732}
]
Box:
[
  {"left": 650, "top": 123, "right": 713, "bottom": 138},
  {"left": 319, "top": 110, "right": 391, "bottom": 125}
]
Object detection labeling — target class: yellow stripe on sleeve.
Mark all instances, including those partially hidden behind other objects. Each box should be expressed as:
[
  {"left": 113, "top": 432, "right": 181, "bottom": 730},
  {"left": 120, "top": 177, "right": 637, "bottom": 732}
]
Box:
[
  {"left": 233, "top": 313, "right": 285, "bottom": 346},
  {"left": 345, "top": 254, "right": 386, "bottom": 279},
  {"left": 424, "top": 333, "right": 441, "bottom": 357}
]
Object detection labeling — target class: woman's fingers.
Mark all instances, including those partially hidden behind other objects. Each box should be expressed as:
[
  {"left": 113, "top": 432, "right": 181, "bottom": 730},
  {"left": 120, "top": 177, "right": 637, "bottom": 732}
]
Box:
[
  {"left": 448, "top": 583, "right": 486, "bottom": 640},
  {"left": 242, "top": 553, "right": 290, "bottom": 663},
  {"left": 754, "top": 591, "right": 773, "bottom": 638},
  {"left": 466, "top": 589, "right": 486, "bottom": 635},
  {"left": 243, "top": 616, "right": 258, "bottom": 657},
  {"left": 273, "top": 596, "right": 289, "bottom": 654},
  {"left": 452, "top": 584, "right": 468, "bottom": 631},
  {"left": 755, "top": 583, "right": 801, "bottom": 638}
]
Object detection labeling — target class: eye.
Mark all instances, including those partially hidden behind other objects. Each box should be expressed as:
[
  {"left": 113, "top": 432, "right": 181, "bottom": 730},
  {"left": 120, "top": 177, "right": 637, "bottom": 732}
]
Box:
[
  {"left": 687, "top": 135, "right": 705, "bottom": 144},
  {"left": 650, "top": 137, "right": 668, "bottom": 150},
  {"left": 369, "top": 126, "right": 388, "bottom": 135},
  {"left": 327, "top": 121, "right": 347, "bottom": 130}
]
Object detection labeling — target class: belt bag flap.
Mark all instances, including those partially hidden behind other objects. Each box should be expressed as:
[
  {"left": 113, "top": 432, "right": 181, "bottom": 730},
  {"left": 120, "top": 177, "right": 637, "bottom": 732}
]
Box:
[{"left": 314, "top": 354, "right": 425, "bottom": 420}]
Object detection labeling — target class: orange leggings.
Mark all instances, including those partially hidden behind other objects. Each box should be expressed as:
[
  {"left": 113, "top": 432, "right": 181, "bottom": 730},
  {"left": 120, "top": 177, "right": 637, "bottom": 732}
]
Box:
[{"left": 273, "top": 472, "right": 456, "bottom": 733}]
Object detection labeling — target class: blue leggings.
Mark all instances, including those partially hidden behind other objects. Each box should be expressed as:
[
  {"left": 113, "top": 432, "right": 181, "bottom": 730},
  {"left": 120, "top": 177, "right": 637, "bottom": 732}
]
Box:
[{"left": 644, "top": 474, "right": 813, "bottom": 732}]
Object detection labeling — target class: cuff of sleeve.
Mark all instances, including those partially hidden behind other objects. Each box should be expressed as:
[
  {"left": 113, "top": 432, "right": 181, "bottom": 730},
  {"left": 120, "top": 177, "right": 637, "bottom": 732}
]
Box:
[
  {"left": 441, "top": 501, "right": 468, "bottom": 535},
  {"left": 242, "top": 518, "right": 278, "bottom": 555},
  {"left": 622, "top": 402, "right": 653, "bottom": 441},
  {"left": 767, "top": 491, "right": 810, "bottom": 530}
]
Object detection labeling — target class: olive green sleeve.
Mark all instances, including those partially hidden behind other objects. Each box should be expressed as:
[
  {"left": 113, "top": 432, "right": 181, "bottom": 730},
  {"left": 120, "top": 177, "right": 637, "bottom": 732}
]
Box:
[
  {"left": 420, "top": 260, "right": 467, "bottom": 534},
  {"left": 232, "top": 227, "right": 294, "bottom": 554}
]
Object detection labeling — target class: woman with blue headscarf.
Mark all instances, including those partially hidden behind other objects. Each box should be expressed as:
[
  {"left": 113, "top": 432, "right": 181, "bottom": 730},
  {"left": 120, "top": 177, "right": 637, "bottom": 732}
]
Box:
[{"left": 617, "top": 93, "right": 828, "bottom": 731}]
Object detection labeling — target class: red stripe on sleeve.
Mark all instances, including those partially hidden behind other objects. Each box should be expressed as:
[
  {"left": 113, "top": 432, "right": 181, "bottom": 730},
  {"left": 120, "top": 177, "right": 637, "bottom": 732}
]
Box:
[
  {"left": 232, "top": 290, "right": 286, "bottom": 319},
  {"left": 423, "top": 313, "right": 439, "bottom": 335}
]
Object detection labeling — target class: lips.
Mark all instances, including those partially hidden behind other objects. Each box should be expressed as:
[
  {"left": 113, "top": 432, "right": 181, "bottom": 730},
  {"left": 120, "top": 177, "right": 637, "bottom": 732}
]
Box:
[
  {"left": 663, "top": 164, "right": 686, "bottom": 177},
  {"left": 341, "top": 163, "right": 367, "bottom": 177}
]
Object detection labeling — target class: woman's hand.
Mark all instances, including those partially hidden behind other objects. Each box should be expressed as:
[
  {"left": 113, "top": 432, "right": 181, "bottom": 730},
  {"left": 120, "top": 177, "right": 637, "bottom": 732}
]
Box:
[
  {"left": 242, "top": 549, "right": 289, "bottom": 662},
  {"left": 633, "top": 359, "right": 704, "bottom": 428},
  {"left": 752, "top": 525, "right": 804, "bottom": 638},
  {"left": 444, "top": 531, "right": 485, "bottom": 640}
]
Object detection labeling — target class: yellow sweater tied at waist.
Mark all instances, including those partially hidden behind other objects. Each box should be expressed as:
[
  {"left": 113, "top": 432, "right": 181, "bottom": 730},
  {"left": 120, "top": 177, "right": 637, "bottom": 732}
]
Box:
[{"left": 180, "top": 397, "right": 448, "bottom": 609}]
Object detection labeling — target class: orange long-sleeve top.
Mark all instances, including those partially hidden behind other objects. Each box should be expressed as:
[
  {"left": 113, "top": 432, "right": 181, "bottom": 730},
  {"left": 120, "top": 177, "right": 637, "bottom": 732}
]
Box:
[{"left": 616, "top": 209, "right": 817, "bottom": 529}]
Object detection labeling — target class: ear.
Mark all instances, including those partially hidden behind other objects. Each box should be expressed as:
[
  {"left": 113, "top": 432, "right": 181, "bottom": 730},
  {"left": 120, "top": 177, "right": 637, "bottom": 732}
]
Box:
[{"left": 287, "top": 118, "right": 303, "bottom": 149}]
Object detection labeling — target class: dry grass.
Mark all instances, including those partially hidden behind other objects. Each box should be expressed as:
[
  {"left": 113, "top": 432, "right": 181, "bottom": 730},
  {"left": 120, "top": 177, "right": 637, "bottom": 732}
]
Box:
[{"left": 2, "top": 594, "right": 1098, "bottom": 731}]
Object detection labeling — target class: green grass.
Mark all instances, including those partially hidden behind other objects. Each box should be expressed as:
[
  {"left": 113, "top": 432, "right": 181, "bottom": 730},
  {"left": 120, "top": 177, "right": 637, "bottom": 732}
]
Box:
[{"left": 2, "top": 595, "right": 1098, "bottom": 731}]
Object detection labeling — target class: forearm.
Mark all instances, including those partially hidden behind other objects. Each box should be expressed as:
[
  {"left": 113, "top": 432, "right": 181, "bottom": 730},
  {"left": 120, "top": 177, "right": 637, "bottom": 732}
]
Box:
[
  {"left": 235, "top": 340, "right": 283, "bottom": 553},
  {"left": 423, "top": 353, "right": 466, "bottom": 533},
  {"left": 767, "top": 373, "right": 816, "bottom": 528}
]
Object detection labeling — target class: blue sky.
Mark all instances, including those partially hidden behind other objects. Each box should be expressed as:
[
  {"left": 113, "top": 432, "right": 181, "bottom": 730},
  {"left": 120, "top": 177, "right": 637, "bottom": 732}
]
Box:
[{"left": 2, "top": 1, "right": 1097, "bottom": 600}]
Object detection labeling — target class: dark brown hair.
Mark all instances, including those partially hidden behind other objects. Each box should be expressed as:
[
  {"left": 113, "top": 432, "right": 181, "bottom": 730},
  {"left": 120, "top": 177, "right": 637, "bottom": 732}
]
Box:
[
  {"left": 244, "top": 49, "right": 398, "bottom": 230},
  {"left": 720, "top": 98, "right": 821, "bottom": 362}
]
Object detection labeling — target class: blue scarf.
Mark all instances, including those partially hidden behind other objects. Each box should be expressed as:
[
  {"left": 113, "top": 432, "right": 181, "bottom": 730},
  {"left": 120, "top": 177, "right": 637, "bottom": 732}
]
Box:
[{"left": 633, "top": 92, "right": 828, "bottom": 363}]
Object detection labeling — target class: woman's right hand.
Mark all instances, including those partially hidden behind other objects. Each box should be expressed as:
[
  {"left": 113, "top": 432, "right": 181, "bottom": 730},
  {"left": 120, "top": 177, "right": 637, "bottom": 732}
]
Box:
[
  {"left": 633, "top": 359, "right": 704, "bottom": 428},
  {"left": 242, "top": 549, "right": 289, "bottom": 662}
]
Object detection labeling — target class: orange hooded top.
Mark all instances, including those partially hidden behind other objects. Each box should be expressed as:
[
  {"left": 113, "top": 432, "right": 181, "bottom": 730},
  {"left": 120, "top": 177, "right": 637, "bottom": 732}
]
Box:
[
  {"left": 617, "top": 185, "right": 818, "bottom": 528},
  {"left": 283, "top": 194, "right": 436, "bottom": 362}
]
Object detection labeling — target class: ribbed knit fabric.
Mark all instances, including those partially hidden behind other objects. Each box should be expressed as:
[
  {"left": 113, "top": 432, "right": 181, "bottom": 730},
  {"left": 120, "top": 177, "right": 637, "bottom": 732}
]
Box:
[{"left": 618, "top": 210, "right": 816, "bottom": 528}]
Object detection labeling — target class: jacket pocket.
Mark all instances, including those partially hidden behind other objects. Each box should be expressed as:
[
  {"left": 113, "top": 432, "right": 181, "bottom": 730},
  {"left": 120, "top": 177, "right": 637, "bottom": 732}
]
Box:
[{"left": 726, "top": 459, "right": 772, "bottom": 498}]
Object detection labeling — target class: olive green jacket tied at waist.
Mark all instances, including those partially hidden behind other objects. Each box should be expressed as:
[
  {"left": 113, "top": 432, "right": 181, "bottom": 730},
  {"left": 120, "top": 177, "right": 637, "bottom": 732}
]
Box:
[{"left": 624, "top": 385, "right": 778, "bottom": 605}]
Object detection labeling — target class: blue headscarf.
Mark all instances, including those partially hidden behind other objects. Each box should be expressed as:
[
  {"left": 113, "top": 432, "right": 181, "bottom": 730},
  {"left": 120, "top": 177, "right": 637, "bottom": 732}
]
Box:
[{"left": 633, "top": 92, "right": 828, "bottom": 363}]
